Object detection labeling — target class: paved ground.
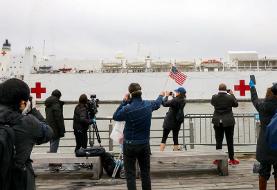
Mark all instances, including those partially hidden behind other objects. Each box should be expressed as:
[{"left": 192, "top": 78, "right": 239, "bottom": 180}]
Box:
[{"left": 35, "top": 155, "right": 275, "bottom": 190}]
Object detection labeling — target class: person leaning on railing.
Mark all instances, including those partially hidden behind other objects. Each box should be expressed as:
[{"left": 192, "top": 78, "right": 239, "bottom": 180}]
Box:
[{"left": 249, "top": 81, "right": 277, "bottom": 190}]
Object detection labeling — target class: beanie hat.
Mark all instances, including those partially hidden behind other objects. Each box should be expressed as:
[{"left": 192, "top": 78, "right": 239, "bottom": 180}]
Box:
[
  {"left": 271, "top": 83, "right": 277, "bottom": 95},
  {"left": 51, "top": 89, "right": 62, "bottom": 98},
  {"left": 0, "top": 78, "right": 30, "bottom": 106}
]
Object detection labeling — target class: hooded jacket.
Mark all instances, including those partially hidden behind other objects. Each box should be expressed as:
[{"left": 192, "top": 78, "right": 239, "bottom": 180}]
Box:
[
  {"left": 162, "top": 95, "right": 186, "bottom": 130},
  {"left": 0, "top": 105, "right": 53, "bottom": 190},
  {"left": 45, "top": 95, "right": 65, "bottom": 139},
  {"left": 251, "top": 86, "right": 277, "bottom": 162}
]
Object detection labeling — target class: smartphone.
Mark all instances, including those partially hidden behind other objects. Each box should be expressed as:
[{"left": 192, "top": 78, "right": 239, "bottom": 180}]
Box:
[{"left": 250, "top": 75, "right": 256, "bottom": 85}]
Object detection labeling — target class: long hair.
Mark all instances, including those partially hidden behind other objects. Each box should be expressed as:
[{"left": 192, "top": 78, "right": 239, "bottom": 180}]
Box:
[{"left": 266, "top": 87, "right": 277, "bottom": 99}]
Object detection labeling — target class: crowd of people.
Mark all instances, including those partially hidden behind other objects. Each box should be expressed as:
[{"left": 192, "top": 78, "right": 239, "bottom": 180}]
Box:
[{"left": 1, "top": 78, "right": 277, "bottom": 190}]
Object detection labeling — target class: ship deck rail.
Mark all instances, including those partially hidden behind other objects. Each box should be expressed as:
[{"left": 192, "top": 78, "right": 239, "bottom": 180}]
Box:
[{"left": 33, "top": 113, "right": 259, "bottom": 153}]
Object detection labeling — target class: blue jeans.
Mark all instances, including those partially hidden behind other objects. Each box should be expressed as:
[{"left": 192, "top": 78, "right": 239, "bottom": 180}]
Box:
[
  {"left": 49, "top": 138, "right": 60, "bottom": 153},
  {"left": 123, "top": 143, "right": 151, "bottom": 190}
]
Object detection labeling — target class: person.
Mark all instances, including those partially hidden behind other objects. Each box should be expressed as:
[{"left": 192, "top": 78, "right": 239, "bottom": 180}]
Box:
[
  {"left": 249, "top": 81, "right": 277, "bottom": 190},
  {"left": 45, "top": 89, "right": 65, "bottom": 153},
  {"left": 0, "top": 78, "right": 53, "bottom": 190},
  {"left": 211, "top": 83, "right": 239, "bottom": 165},
  {"left": 113, "top": 83, "right": 165, "bottom": 190},
  {"left": 73, "top": 94, "right": 94, "bottom": 152},
  {"left": 160, "top": 87, "right": 186, "bottom": 151}
]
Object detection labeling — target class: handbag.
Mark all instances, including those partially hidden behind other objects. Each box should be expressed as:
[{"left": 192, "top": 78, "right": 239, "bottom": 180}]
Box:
[
  {"left": 75, "top": 146, "right": 106, "bottom": 157},
  {"left": 110, "top": 121, "right": 125, "bottom": 144}
]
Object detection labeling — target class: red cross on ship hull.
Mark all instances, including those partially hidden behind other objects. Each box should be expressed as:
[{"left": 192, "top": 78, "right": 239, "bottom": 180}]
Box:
[
  {"left": 31, "top": 82, "right": 46, "bottom": 99},
  {"left": 234, "top": 80, "right": 250, "bottom": 96}
]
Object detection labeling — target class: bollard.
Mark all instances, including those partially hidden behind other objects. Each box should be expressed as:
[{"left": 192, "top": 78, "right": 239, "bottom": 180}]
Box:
[
  {"left": 189, "top": 118, "right": 195, "bottom": 149},
  {"left": 109, "top": 122, "right": 113, "bottom": 151}
]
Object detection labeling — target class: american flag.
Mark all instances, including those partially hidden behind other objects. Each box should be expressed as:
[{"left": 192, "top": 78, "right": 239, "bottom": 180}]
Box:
[{"left": 169, "top": 66, "right": 187, "bottom": 85}]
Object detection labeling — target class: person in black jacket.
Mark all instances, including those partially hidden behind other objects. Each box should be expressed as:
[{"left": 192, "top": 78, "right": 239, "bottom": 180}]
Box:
[
  {"left": 250, "top": 81, "right": 277, "bottom": 190},
  {"left": 160, "top": 87, "right": 186, "bottom": 151},
  {"left": 73, "top": 94, "right": 93, "bottom": 152},
  {"left": 0, "top": 78, "right": 53, "bottom": 190},
  {"left": 45, "top": 89, "right": 65, "bottom": 153},
  {"left": 211, "top": 83, "right": 239, "bottom": 165}
]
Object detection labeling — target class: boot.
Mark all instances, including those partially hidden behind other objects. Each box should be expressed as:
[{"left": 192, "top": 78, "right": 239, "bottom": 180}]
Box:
[
  {"left": 259, "top": 176, "right": 267, "bottom": 190},
  {"left": 173, "top": 145, "right": 182, "bottom": 151},
  {"left": 160, "top": 143, "right": 166, "bottom": 151}
]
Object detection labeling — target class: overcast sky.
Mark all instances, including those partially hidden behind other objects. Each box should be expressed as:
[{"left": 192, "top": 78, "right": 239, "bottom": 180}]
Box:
[{"left": 0, "top": 0, "right": 277, "bottom": 60}]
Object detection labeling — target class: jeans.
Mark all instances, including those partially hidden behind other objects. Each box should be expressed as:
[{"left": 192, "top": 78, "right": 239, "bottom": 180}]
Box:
[
  {"left": 74, "top": 130, "right": 88, "bottom": 152},
  {"left": 161, "top": 128, "right": 180, "bottom": 145},
  {"left": 49, "top": 138, "right": 60, "bottom": 153},
  {"left": 259, "top": 162, "right": 277, "bottom": 180},
  {"left": 123, "top": 143, "right": 151, "bottom": 190},
  {"left": 214, "top": 124, "right": 234, "bottom": 160}
]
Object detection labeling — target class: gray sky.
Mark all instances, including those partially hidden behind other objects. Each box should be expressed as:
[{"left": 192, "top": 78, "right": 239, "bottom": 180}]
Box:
[{"left": 1, "top": 0, "right": 277, "bottom": 60}]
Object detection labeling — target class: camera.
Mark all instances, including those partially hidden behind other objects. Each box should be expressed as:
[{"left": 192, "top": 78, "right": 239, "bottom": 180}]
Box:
[
  {"left": 87, "top": 94, "right": 99, "bottom": 118},
  {"left": 169, "top": 92, "right": 173, "bottom": 96}
]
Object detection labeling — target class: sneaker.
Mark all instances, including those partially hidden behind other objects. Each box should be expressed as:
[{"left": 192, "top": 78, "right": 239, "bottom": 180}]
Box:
[
  {"left": 228, "top": 159, "right": 240, "bottom": 165},
  {"left": 213, "top": 160, "right": 219, "bottom": 165}
]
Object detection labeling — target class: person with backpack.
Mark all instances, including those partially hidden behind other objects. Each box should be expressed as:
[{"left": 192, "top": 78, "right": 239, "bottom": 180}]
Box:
[
  {"left": 250, "top": 81, "right": 277, "bottom": 190},
  {"left": 160, "top": 87, "right": 186, "bottom": 151},
  {"left": 0, "top": 78, "right": 53, "bottom": 190},
  {"left": 211, "top": 83, "right": 239, "bottom": 165},
  {"left": 113, "top": 83, "right": 165, "bottom": 190}
]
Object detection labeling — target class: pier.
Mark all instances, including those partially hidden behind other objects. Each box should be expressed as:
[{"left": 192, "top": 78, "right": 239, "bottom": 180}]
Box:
[{"left": 31, "top": 113, "right": 268, "bottom": 189}]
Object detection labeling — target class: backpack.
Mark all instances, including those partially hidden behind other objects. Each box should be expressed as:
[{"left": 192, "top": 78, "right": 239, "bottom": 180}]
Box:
[
  {"left": 75, "top": 146, "right": 106, "bottom": 157},
  {"left": 0, "top": 124, "right": 15, "bottom": 190},
  {"left": 101, "top": 152, "right": 122, "bottom": 177},
  {"left": 265, "top": 110, "right": 277, "bottom": 150}
]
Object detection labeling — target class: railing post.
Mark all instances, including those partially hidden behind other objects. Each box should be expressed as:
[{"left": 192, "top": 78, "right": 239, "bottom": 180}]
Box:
[
  {"left": 182, "top": 122, "right": 187, "bottom": 150},
  {"left": 109, "top": 121, "right": 113, "bottom": 151},
  {"left": 189, "top": 118, "right": 195, "bottom": 149}
]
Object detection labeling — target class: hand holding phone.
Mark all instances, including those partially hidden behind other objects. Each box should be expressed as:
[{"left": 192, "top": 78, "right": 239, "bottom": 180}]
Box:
[{"left": 250, "top": 75, "right": 256, "bottom": 85}]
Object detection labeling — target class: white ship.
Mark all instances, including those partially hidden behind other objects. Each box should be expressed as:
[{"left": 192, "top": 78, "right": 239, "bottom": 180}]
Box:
[{"left": 0, "top": 39, "right": 276, "bottom": 101}]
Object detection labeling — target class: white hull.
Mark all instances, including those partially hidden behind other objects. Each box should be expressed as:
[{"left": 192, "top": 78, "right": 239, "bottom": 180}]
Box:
[{"left": 25, "top": 71, "right": 276, "bottom": 101}]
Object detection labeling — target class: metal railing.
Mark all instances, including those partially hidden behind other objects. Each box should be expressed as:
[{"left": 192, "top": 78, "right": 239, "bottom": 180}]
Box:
[{"left": 34, "top": 113, "right": 259, "bottom": 152}]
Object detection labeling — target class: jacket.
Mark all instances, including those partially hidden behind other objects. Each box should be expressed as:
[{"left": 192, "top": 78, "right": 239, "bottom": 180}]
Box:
[
  {"left": 45, "top": 95, "right": 65, "bottom": 139},
  {"left": 0, "top": 105, "right": 53, "bottom": 190},
  {"left": 113, "top": 96, "right": 163, "bottom": 144},
  {"left": 211, "top": 92, "right": 238, "bottom": 127},
  {"left": 73, "top": 104, "right": 91, "bottom": 131},
  {"left": 162, "top": 95, "right": 186, "bottom": 130},
  {"left": 251, "top": 86, "right": 277, "bottom": 162}
]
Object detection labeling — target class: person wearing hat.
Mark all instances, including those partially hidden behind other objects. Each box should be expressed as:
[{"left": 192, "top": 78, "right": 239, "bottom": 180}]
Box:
[
  {"left": 45, "top": 89, "right": 65, "bottom": 153},
  {"left": 211, "top": 83, "right": 239, "bottom": 165},
  {"left": 113, "top": 83, "right": 165, "bottom": 190},
  {"left": 160, "top": 87, "right": 186, "bottom": 151},
  {"left": 249, "top": 81, "right": 277, "bottom": 189},
  {"left": 0, "top": 78, "right": 53, "bottom": 190}
]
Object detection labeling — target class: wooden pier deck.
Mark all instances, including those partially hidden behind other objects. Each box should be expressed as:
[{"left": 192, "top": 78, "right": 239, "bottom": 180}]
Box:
[{"left": 36, "top": 155, "right": 275, "bottom": 190}]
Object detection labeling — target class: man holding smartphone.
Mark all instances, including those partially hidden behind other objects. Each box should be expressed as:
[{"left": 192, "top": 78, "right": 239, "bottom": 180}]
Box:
[{"left": 211, "top": 83, "right": 239, "bottom": 165}]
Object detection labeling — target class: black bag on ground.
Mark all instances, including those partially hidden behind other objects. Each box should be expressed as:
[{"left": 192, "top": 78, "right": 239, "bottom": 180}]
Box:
[
  {"left": 75, "top": 146, "right": 106, "bottom": 157},
  {"left": 0, "top": 124, "right": 15, "bottom": 190},
  {"left": 101, "top": 152, "right": 121, "bottom": 177}
]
